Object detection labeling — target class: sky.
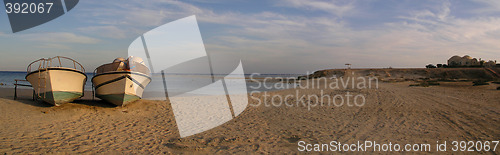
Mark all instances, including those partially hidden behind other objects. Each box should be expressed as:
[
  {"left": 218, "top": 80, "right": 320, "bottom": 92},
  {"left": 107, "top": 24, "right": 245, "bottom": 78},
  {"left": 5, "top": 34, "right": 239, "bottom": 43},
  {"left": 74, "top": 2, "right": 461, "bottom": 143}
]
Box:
[{"left": 0, "top": 0, "right": 499, "bottom": 74}]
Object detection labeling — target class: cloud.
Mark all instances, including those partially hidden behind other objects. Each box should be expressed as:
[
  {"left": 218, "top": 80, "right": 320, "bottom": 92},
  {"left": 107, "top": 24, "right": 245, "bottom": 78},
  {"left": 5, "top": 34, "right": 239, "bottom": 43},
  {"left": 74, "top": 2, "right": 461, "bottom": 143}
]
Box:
[
  {"left": 395, "top": 1, "right": 500, "bottom": 45},
  {"left": 22, "top": 32, "right": 100, "bottom": 44},
  {"left": 37, "top": 43, "right": 71, "bottom": 50},
  {"left": 398, "top": 0, "right": 452, "bottom": 24},
  {"left": 470, "top": 0, "right": 500, "bottom": 14},
  {"left": 275, "top": 0, "right": 355, "bottom": 17},
  {"left": 78, "top": 26, "right": 128, "bottom": 39},
  {"left": 78, "top": 0, "right": 204, "bottom": 26}
]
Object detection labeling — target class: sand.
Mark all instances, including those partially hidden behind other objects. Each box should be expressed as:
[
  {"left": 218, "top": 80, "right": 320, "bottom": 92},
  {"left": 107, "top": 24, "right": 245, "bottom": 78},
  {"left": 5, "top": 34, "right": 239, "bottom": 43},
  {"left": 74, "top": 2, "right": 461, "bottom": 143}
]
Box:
[{"left": 0, "top": 79, "right": 499, "bottom": 154}]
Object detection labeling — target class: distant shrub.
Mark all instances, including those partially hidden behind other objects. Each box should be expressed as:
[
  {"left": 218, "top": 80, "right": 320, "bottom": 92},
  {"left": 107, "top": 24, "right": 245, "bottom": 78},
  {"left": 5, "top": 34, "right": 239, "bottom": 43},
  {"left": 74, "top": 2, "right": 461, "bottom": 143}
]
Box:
[
  {"left": 409, "top": 81, "right": 439, "bottom": 87},
  {"left": 426, "top": 64, "right": 437, "bottom": 68},
  {"left": 497, "top": 86, "right": 500, "bottom": 90},
  {"left": 297, "top": 76, "right": 307, "bottom": 80},
  {"left": 472, "top": 80, "right": 489, "bottom": 86},
  {"left": 492, "top": 81, "right": 500, "bottom": 84},
  {"left": 420, "top": 82, "right": 430, "bottom": 87},
  {"left": 428, "top": 81, "right": 440, "bottom": 86},
  {"left": 438, "top": 78, "right": 456, "bottom": 82}
]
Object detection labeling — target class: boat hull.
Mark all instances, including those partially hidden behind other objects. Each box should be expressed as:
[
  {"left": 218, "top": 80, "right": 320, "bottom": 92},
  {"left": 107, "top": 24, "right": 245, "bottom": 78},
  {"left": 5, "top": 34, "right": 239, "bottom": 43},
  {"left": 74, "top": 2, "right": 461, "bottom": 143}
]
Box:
[
  {"left": 92, "top": 71, "right": 151, "bottom": 106},
  {"left": 26, "top": 68, "right": 87, "bottom": 106}
]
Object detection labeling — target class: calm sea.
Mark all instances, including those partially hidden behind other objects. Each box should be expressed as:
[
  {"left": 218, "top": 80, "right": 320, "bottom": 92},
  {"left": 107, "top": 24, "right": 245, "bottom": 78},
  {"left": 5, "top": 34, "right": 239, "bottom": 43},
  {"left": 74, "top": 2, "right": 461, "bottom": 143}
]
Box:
[{"left": 0, "top": 71, "right": 299, "bottom": 97}]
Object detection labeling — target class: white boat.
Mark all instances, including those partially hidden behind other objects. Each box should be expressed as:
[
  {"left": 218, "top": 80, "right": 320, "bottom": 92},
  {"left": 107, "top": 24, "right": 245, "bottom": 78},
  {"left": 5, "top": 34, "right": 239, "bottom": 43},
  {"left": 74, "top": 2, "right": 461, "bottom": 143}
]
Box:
[
  {"left": 92, "top": 56, "right": 151, "bottom": 106},
  {"left": 25, "top": 56, "right": 87, "bottom": 106}
]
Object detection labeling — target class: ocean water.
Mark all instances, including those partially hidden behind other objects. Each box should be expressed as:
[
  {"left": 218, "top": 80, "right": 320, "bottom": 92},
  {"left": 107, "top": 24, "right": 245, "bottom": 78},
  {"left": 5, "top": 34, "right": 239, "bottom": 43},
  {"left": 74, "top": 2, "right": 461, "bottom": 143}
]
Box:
[
  {"left": 0, "top": 71, "right": 96, "bottom": 90},
  {"left": 0, "top": 71, "right": 299, "bottom": 97}
]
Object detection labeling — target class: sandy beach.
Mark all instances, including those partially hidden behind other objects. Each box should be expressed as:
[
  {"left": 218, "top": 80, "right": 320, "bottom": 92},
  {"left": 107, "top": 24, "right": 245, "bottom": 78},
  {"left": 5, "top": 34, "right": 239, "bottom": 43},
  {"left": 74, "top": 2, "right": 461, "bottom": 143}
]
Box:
[{"left": 0, "top": 75, "right": 499, "bottom": 154}]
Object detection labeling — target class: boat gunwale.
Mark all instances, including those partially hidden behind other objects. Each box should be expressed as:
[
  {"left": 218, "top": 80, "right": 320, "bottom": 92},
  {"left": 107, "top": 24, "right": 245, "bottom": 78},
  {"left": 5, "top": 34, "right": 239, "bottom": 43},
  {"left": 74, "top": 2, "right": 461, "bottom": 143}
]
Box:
[
  {"left": 25, "top": 67, "right": 88, "bottom": 79},
  {"left": 91, "top": 71, "right": 152, "bottom": 81}
]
